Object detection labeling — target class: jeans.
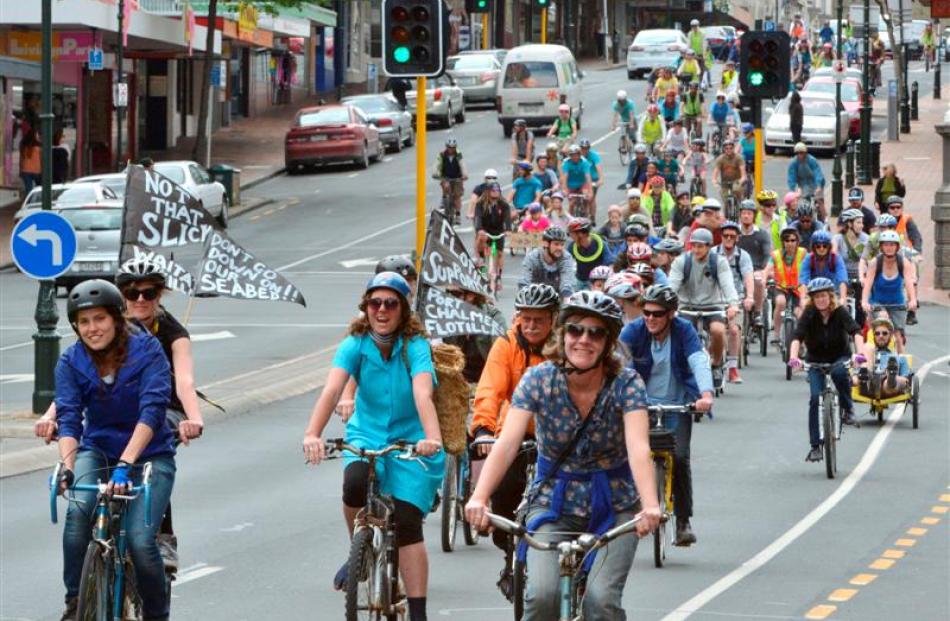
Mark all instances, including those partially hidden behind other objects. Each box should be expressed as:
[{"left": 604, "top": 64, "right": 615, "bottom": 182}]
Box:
[
  {"left": 523, "top": 509, "right": 639, "bottom": 621},
  {"left": 63, "top": 450, "right": 175, "bottom": 620},
  {"left": 807, "top": 360, "right": 853, "bottom": 448},
  {"left": 20, "top": 172, "right": 40, "bottom": 194},
  {"left": 667, "top": 412, "right": 693, "bottom": 519}
]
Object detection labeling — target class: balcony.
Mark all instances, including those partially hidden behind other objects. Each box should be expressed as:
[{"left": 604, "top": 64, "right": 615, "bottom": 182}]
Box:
[{"left": 139, "top": 0, "right": 184, "bottom": 15}]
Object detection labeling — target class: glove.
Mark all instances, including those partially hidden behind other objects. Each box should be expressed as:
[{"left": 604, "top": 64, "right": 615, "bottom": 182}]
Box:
[
  {"left": 110, "top": 463, "right": 132, "bottom": 488},
  {"left": 788, "top": 358, "right": 803, "bottom": 369},
  {"left": 853, "top": 354, "right": 868, "bottom": 365},
  {"left": 50, "top": 467, "right": 74, "bottom": 491}
]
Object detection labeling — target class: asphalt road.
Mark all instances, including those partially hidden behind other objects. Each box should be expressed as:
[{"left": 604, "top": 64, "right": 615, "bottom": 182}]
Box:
[{"left": 1, "top": 58, "right": 948, "bottom": 621}]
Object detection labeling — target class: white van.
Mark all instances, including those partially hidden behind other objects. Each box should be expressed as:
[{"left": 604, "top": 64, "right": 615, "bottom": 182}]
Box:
[{"left": 496, "top": 44, "right": 584, "bottom": 138}]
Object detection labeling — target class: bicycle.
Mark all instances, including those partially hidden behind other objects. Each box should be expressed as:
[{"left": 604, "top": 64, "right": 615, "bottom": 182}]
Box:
[
  {"left": 617, "top": 122, "right": 635, "bottom": 166},
  {"left": 768, "top": 280, "right": 799, "bottom": 381},
  {"left": 679, "top": 307, "right": 726, "bottom": 398},
  {"left": 720, "top": 180, "right": 739, "bottom": 222},
  {"left": 49, "top": 461, "right": 162, "bottom": 621},
  {"left": 800, "top": 362, "right": 852, "bottom": 479},
  {"left": 441, "top": 440, "right": 480, "bottom": 552},
  {"left": 439, "top": 178, "right": 465, "bottom": 225},
  {"left": 324, "top": 439, "right": 425, "bottom": 621},
  {"left": 482, "top": 232, "right": 506, "bottom": 299},
  {"left": 755, "top": 291, "right": 772, "bottom": 358},
  {"left": 708, "top": 123, "right": 726, "bottom": 157},
  {"left": 485, "top": 512, "right": 643, "bottom": 621},
  {"left": 567, "top": 193, "right": 591, "bottom": 220}
]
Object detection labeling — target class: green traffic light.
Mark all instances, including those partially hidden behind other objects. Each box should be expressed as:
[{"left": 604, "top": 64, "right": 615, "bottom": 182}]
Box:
[
  {"left": 749, "top": 71, "right": 764, "bottom": 87},
  {"left": 538, "top": 0, "right": 547, "bottom": 4},
  {"left": 394, "top": 46, "right": 410, "bottom": 63},
  {"left": 477, "top": 0, "right": 487, "bottom": 7}
]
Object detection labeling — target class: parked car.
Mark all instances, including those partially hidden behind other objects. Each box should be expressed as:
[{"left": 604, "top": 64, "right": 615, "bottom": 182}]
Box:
[
  {"left": 458, "top": 48, "right": 507, "bottom": 66},
  {"left": 802, "top": 76, "right": 869, "bottom": 137},
  {"left": 340, "top": 94, "right": 414, "bottom": 152},
  {"left": 13, "top": 182, "right": 116, "bottom": 223},
  {"left": 811, "top": 66, "right": 863, "bottom": 81},
  {"left": 54, "top": 202, "right": 124, "bottom": 290},
  {"left": 284, "top": 104, "right": 383, "bottom": 173},
  {"left": 764, "top": 93, "right": 850, "bottom": 154},
  {"left": 446, "top": 52, "right": 502, "bottom": 104},
  {"left": 406, "top": 74, "right": 466, "bottom": 129},
  {"left": 702, "top": 25, "right": 734, "bottom": 59},
  {"left": 627, "top": 29, "right": 689, "bottom": 79},
  {"left": 497, "top": 44, "right": 584, "bottom": 137},
  {"left": 73, "top": 173, "right": 128, "bottom": 199},
  {"left": 152, "top": 161, "right": 229, "bottom": 227}
]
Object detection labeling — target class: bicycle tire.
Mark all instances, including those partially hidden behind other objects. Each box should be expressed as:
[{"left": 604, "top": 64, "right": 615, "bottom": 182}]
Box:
[
  {"left": 759, "top": 301, "right": 770, "bottom": 358},
  {"left": 512, "top": 558, "right": 527, "bottom": 621},
  {"left": 461, "top": 457, "right": 480, "bottom": 546},
  {"left": 618, "top": 136, "right": 631, "bottom": 166},
  {"left": 345, "top": 528, "right": 378, "bottom": 621},
  {"left": 911, "top": 375, "right": 920, "bottom": 429},
  {"left": 441, "top": 454, "right": 459, "bottom": 552},
  {"left": 122, "top": 557, "right": 144, "bottom": 621},
  {"left": 76, "top": 541, "right": 112, "bottom": 621},
  {"left": 653, "top": 460, "right": 668, "bottom": 568},
  {"left": 783, "top": 317, "right": 794, "bottom": 381},
  {"left": 823, "top": 394, "right": 836, "bottom": 479}
]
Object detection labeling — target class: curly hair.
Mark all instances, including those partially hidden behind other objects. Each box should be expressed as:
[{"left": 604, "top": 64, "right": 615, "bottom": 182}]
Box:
[
  {"left": 804, "top": 289, "right": 838, "bottom": 313},
  {"left": 348, "top": 291, "right": 428, "bottom": 340},
  {"left": 84, "top": 306, "right": 130, "bottom": 378},
  {"left": 543, "top": 315, "right": 622, "bottom": 377}
]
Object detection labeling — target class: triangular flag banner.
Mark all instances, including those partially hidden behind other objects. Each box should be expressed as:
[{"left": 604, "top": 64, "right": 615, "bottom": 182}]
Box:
[
  {"left": 123, "top": 244, "right": 198, "bottom": 296},
  {"left": 417, "top": 284, "right": 506, "bottom": 338},
  {"left": 419, "top": 209, "right": 490, "bottom": 298}
]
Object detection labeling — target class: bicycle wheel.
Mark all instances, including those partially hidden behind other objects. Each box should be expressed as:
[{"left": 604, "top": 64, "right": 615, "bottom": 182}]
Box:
[
  {"left": 823, "top": 394, "right": 837, "bottom": 479},
  {"left": 653, "top": 459, "right": 668, "bottom": 568},
  {"left": 345, "top": 528, "right": 379, "bottom": 621},
  {"left": 783, "top": 318, "right": 795, "bottom": 381},
  {"left": 618, "top": 137, "right": 631, "bottom": 166},
  {"left": 441, "top": 454, "right": 459, "bottom": 552},
  {"left": 461, "top": 456, "right": 480, "bottom": 546},
  {"left": 76, "top": 542, "right": 112, "bottom": 621},
  {"left": 759, "top": 300, "right": 770, "bottom": 358},
  {"left": 121, "top": 557, "right": 144, "bottom": 621},
  {"left": 911, "top": 375, "right": 920, "bottom": 429},
  {"left": 512, "top": 558, "right": 527, "bottom": 621}
]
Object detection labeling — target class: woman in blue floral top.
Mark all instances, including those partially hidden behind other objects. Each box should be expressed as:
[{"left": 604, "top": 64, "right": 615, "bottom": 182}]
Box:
[{"left": 467, "top": 291, "right": 660, "bottom": 621}]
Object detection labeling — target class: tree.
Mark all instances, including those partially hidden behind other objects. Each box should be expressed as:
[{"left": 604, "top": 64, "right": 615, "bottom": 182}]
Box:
[{"left": 191, "top": 0, "right": 306, "bottom": 165}]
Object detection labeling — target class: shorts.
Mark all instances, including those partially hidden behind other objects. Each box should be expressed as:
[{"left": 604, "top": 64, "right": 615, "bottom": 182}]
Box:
[
  {"left": 875, "top": 305, "right": 907, "bottom": 333},
  {"left": 679, "top": 307, "right": 727, "bottom": 330}
]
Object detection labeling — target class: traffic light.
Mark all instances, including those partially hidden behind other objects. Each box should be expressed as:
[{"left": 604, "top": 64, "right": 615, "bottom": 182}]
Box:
[
  {"left": 536, "top": 0, "right": 549, "bottom": 6},
  {"left": 466, "top": 0, "right": 492, "bottom": 13},
  {"left": 739, "top": 30, "right": 791, "bottom": 99},
  {"left": 383, "top": 0, "right": 450, "bottom": 77}
]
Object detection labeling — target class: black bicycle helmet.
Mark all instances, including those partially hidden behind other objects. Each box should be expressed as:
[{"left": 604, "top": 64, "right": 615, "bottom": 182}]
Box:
[
  {"left": 115, "top": 256, "right": 167, "bottom": 289},
  {"left": 375, "top": 255, "right": 418, "bottom": 280},
  {"left": 542, "top": 226, "right": 568, "bottom": 242},
  {"left": 624, "top": 224, "right": 649, "bottom": 239},
  {"left": 578, "top": 138, "right": 592, "bottom": 149},
  {"left": 514, "top": 283, "right": 560, "bottom": 311},
  {"left": 67, "top": 279, "right": 125, "bottom": 325},
  {"left": 559, "top": 291, "right": 623, "bottom": 331},
  {"left": 640, "top": 284, "right": 679, "bottom": 311},
  {"left": 796, "top": 201, "right": 814, "bottom": 218}
]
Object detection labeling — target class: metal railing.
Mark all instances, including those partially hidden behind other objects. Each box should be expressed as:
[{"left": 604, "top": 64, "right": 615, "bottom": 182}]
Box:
[{"left": 139, "top": 0, "right": 183, "bottom": 15}]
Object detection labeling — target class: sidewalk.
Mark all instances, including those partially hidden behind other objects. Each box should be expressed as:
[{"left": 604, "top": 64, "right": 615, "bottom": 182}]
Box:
[{"left": 855, "top": 91, "right": 950, "bottom": 306}]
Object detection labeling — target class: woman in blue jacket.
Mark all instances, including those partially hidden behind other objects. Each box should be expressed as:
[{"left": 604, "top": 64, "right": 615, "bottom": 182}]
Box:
[{"left": 54, "top": 279, "right": 175, "bottom": 621}]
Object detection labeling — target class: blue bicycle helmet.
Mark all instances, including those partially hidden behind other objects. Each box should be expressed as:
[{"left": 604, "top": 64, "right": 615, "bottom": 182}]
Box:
[
  {"left": 810, "top": 230, "right": 833, "bottom": 245},
  {"left": 366, "top": 271, "right": 411, "bottom": 300},
  {"left": 877, "top": 214, "right": 898, "bottom": 228},
  {"left": 807, "top": 277, "right": 836, "bottom": 295},
  {"left": 741, "top": 122, "right": 754, "bottom": 133},
  {"left": 720, "top": 220, "right": 740, "bottom": 232}
]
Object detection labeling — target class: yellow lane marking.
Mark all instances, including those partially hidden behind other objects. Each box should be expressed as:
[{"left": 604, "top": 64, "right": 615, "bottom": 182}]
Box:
[
  {"left": 895, "top": 538, "right": 917, "bottom": 547},
  {"left": 906, "top": 527, "right": 928, "bottom": 536},
  {"left": 932, "top": 505, "right": 949, "bottom": 514},
  {"left": 921, "top": 516, "right": 940, "bottom": 525},
  {"left": 882, "top": 549, "right": 905, "bottom": 559},
  {"left": 805, "top": 604, "right": 838, "bottom": 619},
  {"left": 850, "top": 573, "right": 878, "bottom": 586},
  {"left": 828, "top": 588, "right": 858, "bottom": 602},
  {"left": 939, "top": 493, "right": 950, "bottom": 502},
  {"left": 870, "top": 558, "right": 895, "bottom": 570}
]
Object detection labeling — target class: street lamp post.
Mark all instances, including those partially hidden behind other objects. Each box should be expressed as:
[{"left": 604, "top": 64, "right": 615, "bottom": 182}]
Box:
[
  {"left": 33, "top": 0, "right": 60, "bottom": 414},
  {"left": 116, "top": 0, "right": 125, "bottom": 170},
  {"left": 832, "top": 0, "right": 844, "bottom": 216},
  {"left": 898, "top": 0, "right": 910, "bottom": 134},
  {"left": 858, "top": 0, "right": 872, "bottom": 185}
]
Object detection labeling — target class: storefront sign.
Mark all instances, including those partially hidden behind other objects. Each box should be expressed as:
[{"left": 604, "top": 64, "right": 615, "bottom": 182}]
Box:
[
  {"left": 7, "top": 31, "right": 95, "bottom": 62},
  {"left": 238, "top": 4, "right": 259, "bottom": 42},
  {"left": 933, "top": 0, "right": 950, "bottom": 19}
]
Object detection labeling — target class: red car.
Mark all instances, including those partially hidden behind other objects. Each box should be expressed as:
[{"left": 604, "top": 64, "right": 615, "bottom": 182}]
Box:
[
  {"left": 802, "top": 77, "right": 870, "bottom": 138},
  {"left": 284, "top": 104, "right": 383, "bottom": 172}
]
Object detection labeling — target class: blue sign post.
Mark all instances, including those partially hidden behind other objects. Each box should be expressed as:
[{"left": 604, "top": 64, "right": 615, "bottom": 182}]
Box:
[{"left": 10, "top": 211, "right": 78, "bottom": 280}]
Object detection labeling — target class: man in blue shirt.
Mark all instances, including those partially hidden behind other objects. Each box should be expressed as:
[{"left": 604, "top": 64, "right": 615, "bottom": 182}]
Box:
[
  {"left": 819, "top": 21, "right": 834, "bottom": 45},
  {"left": 620, "top": 284, "right": 713, "bottom": 547},
  {"left": 509, "top": 161, "right": 543, "bottom": 217},
  {"left": 579, "top": 139, "right": 603, "bottom": 223},
  {"left": 612, "top": 89, "right": 637, "bottom": 137},
  {"left": 787, "top": 142, "right": 826, "bottom": 198},
  {"left": 559, "top": 144, "right": 593, "bottom": 213}
]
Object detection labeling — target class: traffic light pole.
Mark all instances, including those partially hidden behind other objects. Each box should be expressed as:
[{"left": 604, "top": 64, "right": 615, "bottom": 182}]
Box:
[
  {"left": 540, "top": 6, "right": 547, "bottom": 44},
  {"left": 415, "top": 76, "right": 427, "bottom": 271},
  {"left": 116, "top": 0, "right": 125, "bottom": 170},
  {"left": 832, "top": 0, "right": 843, "bottom": 217},
  {"left": 482, "top": 13, "right": 489, "bottom": 48},
  {"left": 752, "top": 98, "right": 763, "bottom": 199},
  {"left": 858, "top": 0, "right": 872, "bottom": 185}
]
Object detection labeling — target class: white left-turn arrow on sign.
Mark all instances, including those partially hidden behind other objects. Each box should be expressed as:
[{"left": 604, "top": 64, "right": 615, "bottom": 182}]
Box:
[{"left": 18, "top": 224, "right": 64, "bottom": 265}]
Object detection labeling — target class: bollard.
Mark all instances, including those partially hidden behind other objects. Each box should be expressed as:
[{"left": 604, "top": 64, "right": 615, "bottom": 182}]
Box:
[
  {"left": 911, "top": 81, "right": 919, "bottom": 120},
  {"left": 936, "top": 53, "right": 942, "bottom": 99},
  {"left": 845, "top": 141, "right": 855, "bottom": 188}
]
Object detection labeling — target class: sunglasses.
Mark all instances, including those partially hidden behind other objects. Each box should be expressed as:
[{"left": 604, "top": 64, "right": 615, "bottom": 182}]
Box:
[
  {"left": 782, "top": 238, "right": 798, "bottom": 243},
  {"left": 887, "top": 205, "right": 902, "bottom": 210},
  {"left": 813, "top": 243, "right": 830, "bottom": 248},
  {"left": 721, "top": 233, "right": 738, "bottom": 239},
  {"left": 874, "top": 330, "right": 891, "bottom": 337},
  {"left": 123, "top": 287, "right": 160, "bottom": 302},
  {"left": 642, "top": 309, "right": 669, "bottom": 319},
  {"left": 564, "top": 322, "right": 608, "bottom": 341},
  {"left": 367, "top": 297, "right": 401, "bottom": 312}
]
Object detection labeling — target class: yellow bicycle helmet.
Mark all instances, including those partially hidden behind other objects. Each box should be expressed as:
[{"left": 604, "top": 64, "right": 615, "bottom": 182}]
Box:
[
  {"left": 756, "top": 189, "right": 778, "bottom": 204},
  {"left": 690, "top": 195, "right": 706, "bottom": 207}
]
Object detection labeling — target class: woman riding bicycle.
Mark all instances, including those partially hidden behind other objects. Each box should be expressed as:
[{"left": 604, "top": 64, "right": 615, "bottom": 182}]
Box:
[
  {"left": 547, "top": 104, "right": 577, "bottom": 153},
  {"left": 302, "top": 272, "right": 443, "bottom": 621},
  {"left": 473, "top": 182, "right": 514, "bottom": 283},
  {"left": 466, "top": 291, "right": 660, "bottom": 621},
  {"left": 53, "top": 279, "right": 176, "bottom": 621},
  {"left": 788, "top": 278, "right": 865, "bottom": 463}
]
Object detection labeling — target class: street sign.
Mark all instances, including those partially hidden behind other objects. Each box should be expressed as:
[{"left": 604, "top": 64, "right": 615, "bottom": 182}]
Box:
[
  {"left": 113, "top": 82, "right": 128, "bottom": 107},
  {"left": 704, "top": 0, "right": 712, "bottom": 13},
  {"left": 87, "top": 47, "right": 103, "bottom": 71},
  {"left": 764, "top": 20, "right": 775, "bottom": 32},
  {"left": 459, "top": 25, "right": 470, "bottom": 50},
  {"left": 10, "top": 211, "right": 77, "bottom": 280},
  {"left": 832, "top": 59, "right": 846, "bottom": 83}
]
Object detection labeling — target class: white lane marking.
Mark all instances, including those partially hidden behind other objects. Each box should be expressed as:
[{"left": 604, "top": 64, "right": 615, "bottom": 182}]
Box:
[
  {"left": 198, "top": 343, "right": 339, "bottom": 390},
  {"left": 0, "top": 334, "right": 74, "bottom": 352},
  {"left": 0, "top": 373, "right": 33, "bottom": 384},
  {"left": 902, "top": 156, "right": 931, "bottom": 161},
  {"left": 384, "top": 156, "right": 394, "bottom": 162},
  {"left": 187, "top": 323, "right": 348, "bottom": 329},
  {"left": 455, "top": 226, "right": 474, "bottom": 233},
  {"left": 174, "top": 563, "right": 225, "bottom": 586},
  {"left": 220, "top": 521, "right": 254, "bottom": 532},
  {"left": 347, "top": 172, "right": 359, "bottom": 178},
  {"left": 283, "top": 270, "right": 375, "bottom": 276},
  {"left": 276, "top": 218, "right": 414, "bottom": 271},
  {"left": 659, "top": 352, "right": 950, "bottom": 621},
  {"left": 339, "top": 257, "right": 379, "bottom": 269},
  {"left": 189, "top": 330, "right": 236, "bottom": 343}
]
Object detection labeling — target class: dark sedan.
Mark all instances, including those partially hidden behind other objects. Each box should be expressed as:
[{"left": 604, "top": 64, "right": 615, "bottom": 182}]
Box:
[{"left": 285, "top": 105, "right": 383, "bottom": 172}]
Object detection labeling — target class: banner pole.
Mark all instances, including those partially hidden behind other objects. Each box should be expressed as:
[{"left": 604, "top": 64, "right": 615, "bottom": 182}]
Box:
[{"left": 415, "top": 76, "right": 427, "bottom": 275}]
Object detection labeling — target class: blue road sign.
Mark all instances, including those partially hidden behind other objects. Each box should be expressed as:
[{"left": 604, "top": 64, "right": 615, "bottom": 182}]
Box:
[
  {"left": 10, "top": 211, "right": 78, "bottom": 280},
  {"left": 764, "top": 20, "right": 776, "bottom": 32},
  {"left": 88, "top": 47, "right": 104, "bottom": 71}
]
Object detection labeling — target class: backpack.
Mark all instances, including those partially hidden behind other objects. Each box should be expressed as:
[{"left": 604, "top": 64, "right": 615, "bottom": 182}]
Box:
[
  {"left": 872, "top": 253, "right": 904, "bottom": 279},
  {"left": 682, "top": 251, "right": 723, "bottom": 288}
]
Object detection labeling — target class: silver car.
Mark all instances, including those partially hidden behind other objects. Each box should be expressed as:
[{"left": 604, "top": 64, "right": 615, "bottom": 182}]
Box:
[
  {"left": 74, "top": 173, "right": 128, "bottom": 199},
  {"left": 54, "top": 201, "right": 124, "bottom": 289},
  {"left": 340, "top": 94, "right": 414, "bottom": 152},
  {"left": 458, "top": 48, "right": 507, "bottom": 65},
  {"left": 446, "top": 52, "right": 502, "bottom": 103},
  {"left": 627, "top": 29, "right": 689, "bottom": 79},
  {"left": 406, "top": 74, "right": 466, "bottom": 129},
  {"left": 152, "top": 160, "right": 229, "bottom": 227},
  {"left": 764, "top": 94, "right": 850, "bottom": 154},
  {"left": 13, "top": 182, "right": 118, "bottom": 223}
]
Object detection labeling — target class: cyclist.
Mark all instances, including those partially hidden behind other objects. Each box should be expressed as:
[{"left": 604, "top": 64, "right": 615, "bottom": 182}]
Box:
[
  {"left": 467, "top": 168, "right": 499, "bottom": 220},
  {"left": 54, "top": 279, "right": 176, "bottom": 621},
  {"left": 921, "top": 23, "right": 936, "bottom": 68},
  {"left": 657, "top": 149, "right": 682, "bottom": 195},
  {"left": 755, "top": 189, "right": 787, "bottom": 250},
  {"left": 668, "top": 227, "right": 739, "bottom": 386},
  {"left": 799, "top": 230, "right": 848, "bottom": 304},
  {"left": 845, "top": 186, "right": 878, "bottom": 233},
  {"left": 712, "top": 139, "right": 746, "bottom": 209},
  {"left": 567, "top": 218, "right": 609, "bottom": 290},
  {"left": 547, "top": 103, "right": 577, "bottom": 151},
  {"left": 677, "top": 51, "right": 702, "bottom": 85},
  {"left": 659, "top": 90, "right": 681, "bottom": 128},
  {"left": 737, "top": 200, "right": 772, "bottom": 324},
  {"left": 681, "top": 81, "right": 705, "bottom": 138},
  {"left": 859, "top": 213, "right": 900, "bottom": 276},
  {"left": 643, "top": 174, "right": 675, "bottom": 229},
  {"left": 834, "top": 209, "right": 870, "bottom": 326},
  {"left": 855, "top": 316, "right": 911, "bottom": 397},
  {"left": 431, "top": 138, "right": 467, "bottom": 224},
  {"left": 614, "top": 241, "right": 668, "bottom": 285},
  {"left": 767, "top": 226, "right": 808, "bottom": 343},
  {"left": 637, "top": 104, "right": 665, "bottom": 155},
  {"left": 509, "top": 161, "right": 544, "bottom": 224},
  {"left": 652, "top": 66, "right": 680, "bottom": 102},
  {"left": 520, "top": 202, "right": 551, "bottom": 235},
  {"left": 882, "top": 195, "right": 922, "bottom": 324},
  {"left": 652, "top": 238, "right": 684, "bottom": 277},
  {"left": 579, "top": 139, "right": 605, "bottom": 223},
  {"left": 716, "top": 220, "right": 755, "bottom": 383},
  {"left": 466, "top": 291, "right": 661, "bottom": 620},
  {"left": 606, "top": 273, "right": 644, "bottom": 325},
  {"left": 739, "top": 123, "right": 755, "bottom": 189},
  {"left": 612, "top": 89, "right": 638, "bottom": 139},
  {"left": 788, "top": 278, "right": 865, "bottom": 461},
  {"left": 470, "top": 284, "right": 560, "bottom": 592},
  {"left": 624, "top": 187, "right": 646, "bottom": 220},
  {"left": 786, "top": 143, "right": 826, "bottom": 205},
  {"left": 861, "top": 230, "right": 917, "bottom": 352},
  {"left": 707, "top": 92, "right": 731, "bottom": 151},
  {"left": 510, "top": 119, "right": 535, "bottom": 181},
  {"left": 518, "top": 226, "right": 577, "bottom": 299},
  {"left": 789, "top": 201, "right": 824, "bottom": 250},
  {"left": 473, "top": 182, "right": 513, "bottom": 285},
  {"left": 628, "top": 262, "right": 660, "bottom": 287},
  {"left": 720, "top": 59, "right": 738, "bottom": 93},
  {"left": 590, "top": 264, "right": 615, "bottom": 292},
  {"left": 443, "top": 285, "right": 508, "bottom": 383},
  {"left": 560, "top": 144, "right": 593, "bottom": 217},
  {"left": 547, "top": 191, "right": 570, "bottom": 230},
  {"left": 687, "top": 19, "right": 709, "bottom": 83},
  {"left": 685, "top": 198, "right": 724, "bottom": 248},
  {"left": 662, "top": 118, "right": 690, "bottom": 165},
  {"left": 302, "top": 272, "right": 443, "bottom": 621},
  {"left": 544, "top": 141, "right": 562, "bottom": 176},
  {"left": 598, "top": 204, "right": 627, "bottom": 261},
  {"left": 783, "top": 190, "right": 801, "bottom": 222},
  {"left": 667, "top": 191, "right": 693, "bottom": 238},
  {"left": 815, "top": 42, "right": 836, "bottom": 68},
  {"left": 620, "top": 284, "right": 714, "bottom": 546},
  {"left": 624, "top": 143, "right": 652, "bottom": 190},
  {"left": 534, "top": 154, "right": 560, "bottom": 197},
  {"left": 686, "top": 138, "right": 709, "bottom": 196},
  {"left": 791, "top": 39, "right": 812, "bottom": 87}
]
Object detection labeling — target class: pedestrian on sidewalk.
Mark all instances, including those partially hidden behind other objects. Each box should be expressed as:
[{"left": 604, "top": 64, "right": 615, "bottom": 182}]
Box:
[
  {"left": 874, "top": 164, "right": 906, "bottom": 214},
  {"left": 789, "top": 92, "right": 804, "bottom": 145},
  {"left": 19, "top": 129, "right": 41, "bottom": 194}
]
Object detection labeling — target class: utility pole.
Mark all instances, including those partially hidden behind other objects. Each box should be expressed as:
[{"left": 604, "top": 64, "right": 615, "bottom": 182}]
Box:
[
  {"left": 832, "top": 0, "right": 843, "bottom": 216},
  {"left": 116, "top": 0, "right": 126, "bottom": 170},
  {"left": 33, "top": 0, "right": 60, "bottom": 414},
  {"left": 858, "top": 0, "right": 872, "bottom": 185},
  {"left": 898, "top": 0, "right": 910, "bottom": 133}
]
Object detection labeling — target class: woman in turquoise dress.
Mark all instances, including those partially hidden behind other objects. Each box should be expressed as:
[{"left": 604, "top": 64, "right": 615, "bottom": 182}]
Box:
[{"left": 302, "top": 272, "right": 444, "bottom": 621}]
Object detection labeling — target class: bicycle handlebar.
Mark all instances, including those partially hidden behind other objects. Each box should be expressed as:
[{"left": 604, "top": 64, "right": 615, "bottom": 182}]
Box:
[
  {"left": 679, "top": 308, "right": 727, "bottom": 318},
  {"left": 801, "top": 361, "right": 853, "bottom": 372},
  {"left": 485, "top": 512, "right": 642, "bottom": 553},
  {"left": 469, "top": 438, "right": 537, "bottom": 453},
  {"left": 324, "top": 438, "right": 421, "bottom": 460},
  {"left": 49, "top": 462, "right": 153, "bottom": 526},
  {"left": 646, "top": 403, "right": 699, "bottom": 415},
  {"left": 483, "top": 232, "right": 507, "bottom": 241}
]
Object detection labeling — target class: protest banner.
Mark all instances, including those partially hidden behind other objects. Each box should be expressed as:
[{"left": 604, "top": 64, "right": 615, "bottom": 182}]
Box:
[
  {"left": 418, "top": 209, "right": 490, "bottom": 298},
  {"left": 417, "top": 284, "right": 506, "bottom": 338},
  {"left": 124, "top": 245, "right": 198, "bottom": 295},
  {"left": 195, "top": 230, "right": 306, "bottom": 306}
]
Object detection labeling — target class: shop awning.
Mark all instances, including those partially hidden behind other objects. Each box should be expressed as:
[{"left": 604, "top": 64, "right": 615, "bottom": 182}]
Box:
[{"left": 0, "top": 55, "right": 41, "bottom": 81}]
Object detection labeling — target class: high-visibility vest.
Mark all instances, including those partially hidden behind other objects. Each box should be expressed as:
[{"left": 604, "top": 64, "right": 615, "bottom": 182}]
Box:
[
  {"left": 772, "top": 247, "right": 806, "bottom": 289},
  {"left": 895, "top": 214, "right": 913, "bottom": 246}
]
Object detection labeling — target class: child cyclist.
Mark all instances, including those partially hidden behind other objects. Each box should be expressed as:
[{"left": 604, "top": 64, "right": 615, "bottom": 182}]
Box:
[{"left": 686, "top": 138, "right": 709, "bottom": 196}]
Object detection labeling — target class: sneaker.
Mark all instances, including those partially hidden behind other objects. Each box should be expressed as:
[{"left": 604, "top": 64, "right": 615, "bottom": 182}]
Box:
[
  {"left": 157, "top": 533, "right": 178, "bottom": 573},
  {"left": 806, "top": 446, "right": 823, "bottom": 462},
  {"left": 728, "top": 367, "right": 743, "bottom": 384},
  {"left": 674, "top": 519, "right": 697, "bottom": 546},
  {"left": 770, "top": 335, "right": 781, "bottom": 346},
  {"left": 906, "top": 310, "right": 918, "bottom": 325},
  {"left": 842, "top": 411, "right": 857, "bottom": 426},
  {"left": 333, "top": 562, "right": 349, "bottom": 591},
  {"left": 496, "top": 566, "right": 514, "bottom": 602},
  {"left": 60, "top": 598, "right": 78, "bottom": 621}
]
